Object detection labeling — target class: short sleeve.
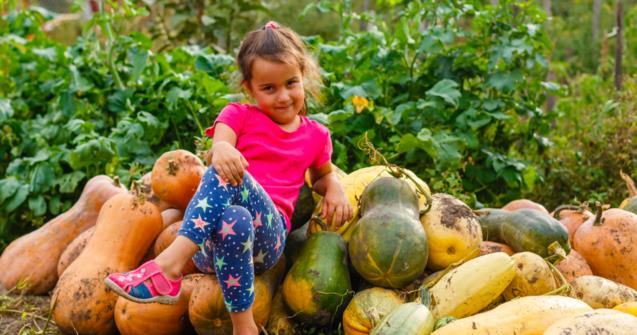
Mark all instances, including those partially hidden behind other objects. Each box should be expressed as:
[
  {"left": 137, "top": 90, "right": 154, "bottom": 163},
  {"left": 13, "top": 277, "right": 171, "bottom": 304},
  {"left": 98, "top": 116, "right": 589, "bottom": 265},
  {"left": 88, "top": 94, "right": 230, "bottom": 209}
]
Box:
[
  {"left": 204, "top": 103, "right": 248, "bottom": 138},
  {"left": 311, "top": 130, "right": 333, "bottom": 169}
]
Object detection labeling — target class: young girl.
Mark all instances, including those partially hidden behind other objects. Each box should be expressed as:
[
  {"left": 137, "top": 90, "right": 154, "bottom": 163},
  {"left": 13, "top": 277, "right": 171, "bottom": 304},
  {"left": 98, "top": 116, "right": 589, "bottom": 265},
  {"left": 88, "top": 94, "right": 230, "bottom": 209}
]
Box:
[{"left": 105, "top": 21, "right": 352, "bottom": 335}]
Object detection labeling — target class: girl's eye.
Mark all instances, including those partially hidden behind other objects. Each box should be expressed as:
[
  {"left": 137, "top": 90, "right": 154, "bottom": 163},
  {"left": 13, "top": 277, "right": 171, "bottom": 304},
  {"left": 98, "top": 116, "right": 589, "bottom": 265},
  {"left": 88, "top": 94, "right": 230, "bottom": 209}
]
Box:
[
  {"left": 287, "top": 80, "right": 298, "bottom": 86},
  {"left": 262, "top": 86, "right": 273, "bottom": 92}
]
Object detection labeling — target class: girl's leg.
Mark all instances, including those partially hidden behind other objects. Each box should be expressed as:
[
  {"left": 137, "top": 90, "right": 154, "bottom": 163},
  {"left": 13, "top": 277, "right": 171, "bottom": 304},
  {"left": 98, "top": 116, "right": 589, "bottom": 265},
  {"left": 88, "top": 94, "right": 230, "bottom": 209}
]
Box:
[{"left": 193, "top": 170, "right": 286, "bottom": 312}]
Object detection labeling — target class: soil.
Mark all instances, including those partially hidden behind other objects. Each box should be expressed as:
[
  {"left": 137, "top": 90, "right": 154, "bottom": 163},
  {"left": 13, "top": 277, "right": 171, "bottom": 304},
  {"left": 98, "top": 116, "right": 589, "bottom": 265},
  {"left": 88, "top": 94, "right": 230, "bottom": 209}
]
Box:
[{"left": 0, "top": 289, "right": 61, "bottom": 335}]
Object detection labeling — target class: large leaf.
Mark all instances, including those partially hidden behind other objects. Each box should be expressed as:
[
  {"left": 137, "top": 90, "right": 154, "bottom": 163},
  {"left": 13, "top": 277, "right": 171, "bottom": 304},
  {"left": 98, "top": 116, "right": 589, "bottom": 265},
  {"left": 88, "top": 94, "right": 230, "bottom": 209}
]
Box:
[{"left": 426, "top": 79, "right": 461, "bottom": 107}]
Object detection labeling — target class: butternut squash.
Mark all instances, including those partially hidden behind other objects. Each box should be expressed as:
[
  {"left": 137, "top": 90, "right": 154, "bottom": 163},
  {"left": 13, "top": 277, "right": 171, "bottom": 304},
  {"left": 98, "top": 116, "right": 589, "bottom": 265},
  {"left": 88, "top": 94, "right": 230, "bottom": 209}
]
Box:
[
  {"left": 0, "top": 175, "right": 126, "bottom": 294},
  {"left": 153, "top": 220, "right": 198, "bottom": 275},
  {"left": 51, "top": 192, "right": 163, "bottom": 335},
  {"left": 56, "top": 226, "right": 95, "bottom": 277}
]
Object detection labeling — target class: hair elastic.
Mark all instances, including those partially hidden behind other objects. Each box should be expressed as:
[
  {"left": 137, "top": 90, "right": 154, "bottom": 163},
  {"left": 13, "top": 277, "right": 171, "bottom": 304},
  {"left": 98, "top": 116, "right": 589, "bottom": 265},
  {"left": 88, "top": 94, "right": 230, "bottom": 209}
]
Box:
[{"left": 263, "top": 21, "right": 279, "bottom": 30}]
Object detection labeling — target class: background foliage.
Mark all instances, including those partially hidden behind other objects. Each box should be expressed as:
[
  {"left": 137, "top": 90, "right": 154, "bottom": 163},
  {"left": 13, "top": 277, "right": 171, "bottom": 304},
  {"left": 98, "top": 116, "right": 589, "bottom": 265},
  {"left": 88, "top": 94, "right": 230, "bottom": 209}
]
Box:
[{"left": 1, "top": 0, "right": 636, "bottom": 251}]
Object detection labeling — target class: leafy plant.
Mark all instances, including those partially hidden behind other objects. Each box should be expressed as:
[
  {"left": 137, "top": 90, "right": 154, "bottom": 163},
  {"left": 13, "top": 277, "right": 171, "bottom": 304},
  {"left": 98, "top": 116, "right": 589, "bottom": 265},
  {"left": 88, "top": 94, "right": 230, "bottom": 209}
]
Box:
[{"left": 309, "top": 0, "right": 556, "bottom": 207}]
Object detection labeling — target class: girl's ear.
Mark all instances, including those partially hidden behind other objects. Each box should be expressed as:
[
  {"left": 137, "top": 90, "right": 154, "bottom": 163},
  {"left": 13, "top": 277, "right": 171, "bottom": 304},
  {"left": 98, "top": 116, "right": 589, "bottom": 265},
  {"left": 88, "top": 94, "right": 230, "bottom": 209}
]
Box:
[{"left": 241, "top": 80, "right": 253, "bottom": 96}]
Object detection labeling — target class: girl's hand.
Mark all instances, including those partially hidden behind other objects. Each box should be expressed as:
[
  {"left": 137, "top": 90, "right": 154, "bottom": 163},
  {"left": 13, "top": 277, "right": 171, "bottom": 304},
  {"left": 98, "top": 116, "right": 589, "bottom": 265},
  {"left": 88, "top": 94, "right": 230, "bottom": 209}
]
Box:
[
  {"left": 209, "top": 141, "right": 249, "bottom": 186},
  {"left": 321, "top": 184, "right": 353, "bottom": 229}
]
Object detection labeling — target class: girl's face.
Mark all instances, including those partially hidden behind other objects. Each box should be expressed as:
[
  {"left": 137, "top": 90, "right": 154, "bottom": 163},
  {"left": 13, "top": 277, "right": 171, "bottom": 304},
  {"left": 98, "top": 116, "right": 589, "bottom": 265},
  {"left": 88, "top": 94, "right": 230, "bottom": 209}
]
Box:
[{"left": 244, "top": 57, "right": 305, "bottom": 128}]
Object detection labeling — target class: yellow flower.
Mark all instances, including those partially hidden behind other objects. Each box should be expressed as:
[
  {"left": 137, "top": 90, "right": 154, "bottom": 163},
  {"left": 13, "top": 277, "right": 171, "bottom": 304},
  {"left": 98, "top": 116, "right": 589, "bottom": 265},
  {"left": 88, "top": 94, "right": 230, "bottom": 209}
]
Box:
[{"left": 351, "top": 96, "right": 370, "bottom": 113}]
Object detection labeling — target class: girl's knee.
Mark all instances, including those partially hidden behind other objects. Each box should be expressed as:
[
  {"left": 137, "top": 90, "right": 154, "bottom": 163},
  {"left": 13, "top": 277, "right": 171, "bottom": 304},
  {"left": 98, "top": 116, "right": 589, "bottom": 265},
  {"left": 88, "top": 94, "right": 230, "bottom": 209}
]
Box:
[{"left": 218, "top": 205, "right": 254, "bottom": 234}]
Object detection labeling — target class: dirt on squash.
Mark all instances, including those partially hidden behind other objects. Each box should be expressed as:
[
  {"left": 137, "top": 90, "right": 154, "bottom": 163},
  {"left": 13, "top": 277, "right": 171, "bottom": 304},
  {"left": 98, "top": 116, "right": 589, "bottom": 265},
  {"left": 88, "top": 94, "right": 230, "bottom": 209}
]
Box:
[{"left": 0, "top": 289, "right": 62, "bottom": 335}]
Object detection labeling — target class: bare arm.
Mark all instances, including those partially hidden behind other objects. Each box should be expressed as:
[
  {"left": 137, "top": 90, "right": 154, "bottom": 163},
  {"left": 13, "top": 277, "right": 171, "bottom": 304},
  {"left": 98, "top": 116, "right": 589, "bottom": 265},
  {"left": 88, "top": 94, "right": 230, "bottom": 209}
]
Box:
[
  {"left": 206, "top": 123, "right": 249, "bottom": 186},
  {"left": 310, "top": 163, "right": 352, "bottom": 227}
]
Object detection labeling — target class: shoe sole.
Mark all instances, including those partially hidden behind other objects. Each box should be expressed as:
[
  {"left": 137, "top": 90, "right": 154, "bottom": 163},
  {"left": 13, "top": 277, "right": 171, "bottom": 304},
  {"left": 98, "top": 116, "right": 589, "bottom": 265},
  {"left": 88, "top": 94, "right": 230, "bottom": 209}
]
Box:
[{"left": 104, "top": 277, "right": 180, "bottom": 305}]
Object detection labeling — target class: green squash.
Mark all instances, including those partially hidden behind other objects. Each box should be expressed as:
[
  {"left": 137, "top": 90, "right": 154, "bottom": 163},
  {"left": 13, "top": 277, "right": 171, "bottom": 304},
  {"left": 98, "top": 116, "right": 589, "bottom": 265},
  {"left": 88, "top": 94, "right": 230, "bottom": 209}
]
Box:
[
  {"left": 290, "top": 182, "right": 315, "bottom": 230},
  {"left": 283, "top": 221, "right": 308, "bottom": 270},
  {"left": 348, "top": 177, "right": 428, "bottom": 289},
  {"left": 476, "top": 208, "right": 570, "bottom": 257},
  {"left": 282, "top": 231, "right": 352, "bottom": 326}
]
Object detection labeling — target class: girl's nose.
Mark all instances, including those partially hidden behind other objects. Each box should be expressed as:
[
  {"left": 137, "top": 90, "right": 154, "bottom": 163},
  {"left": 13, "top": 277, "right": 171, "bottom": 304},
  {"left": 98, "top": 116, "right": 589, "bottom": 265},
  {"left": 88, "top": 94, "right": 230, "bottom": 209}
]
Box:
[{"left": 276, "top": 89, "right": 291, "bottom": 102}]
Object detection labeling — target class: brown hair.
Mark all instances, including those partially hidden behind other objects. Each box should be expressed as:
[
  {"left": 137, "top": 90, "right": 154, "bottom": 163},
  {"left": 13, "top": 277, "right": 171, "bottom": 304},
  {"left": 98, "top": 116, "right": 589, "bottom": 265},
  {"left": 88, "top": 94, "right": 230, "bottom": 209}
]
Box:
[{"left": 237, "top": 22, "right": 322, "bottom": 115}]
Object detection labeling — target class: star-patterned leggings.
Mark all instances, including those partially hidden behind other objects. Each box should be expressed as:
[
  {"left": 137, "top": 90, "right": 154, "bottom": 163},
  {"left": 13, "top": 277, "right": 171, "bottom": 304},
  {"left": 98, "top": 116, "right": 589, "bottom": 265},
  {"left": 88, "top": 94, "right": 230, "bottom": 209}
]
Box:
[{"left": 177, "top": 167, "right": 286, "bottom": 312}]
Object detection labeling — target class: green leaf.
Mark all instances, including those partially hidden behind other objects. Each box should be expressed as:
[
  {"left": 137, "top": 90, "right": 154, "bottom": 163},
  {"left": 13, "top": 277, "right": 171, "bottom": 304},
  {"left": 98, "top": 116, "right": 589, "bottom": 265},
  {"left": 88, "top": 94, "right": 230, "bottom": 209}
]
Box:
[
  {"left": 49, "top": 196, "right": 62, "bottom": 215},
  {"left": 69, "top": 65, "right": 94, "bottom": 93},
  {"left": 4, "top": 184, "right": 29, "bottom": 212},
  {"left": 328, "top": 109, "right": 352, "bottom": 123},
  {"left": 59, "top": 91, "right": 76, "bottom": 117},
  {"left": 339, "top": 86, "right": 367, "bottom": 100},
  {"left": 28, "top": 195, "right": 47, "bottom": 216},
  {"left": 57, "top": 171, "right": 86, "bottom": 194},
  {"left": 167, "top": 87, "right": 193, "bottom": 107},
  {"left": 29, "top": 163, "right": 55, "bottom": 193},
  {"left": 194, "top": 54, "right": 234, "bottom": 76},
  {"left": 432, "top": 132, "right": 465, "bottom": 169},
  {"left": 426, "top": 79, "right": 461, "bottom": 107},
  {"left": 127, "top": 47, "right": 149, "bottom": 83},
  {"left": 0, "top": 178, "right": 20, "bottom": 204},
  {"left": 32, "top": 47, "right": 57, "bottom": 61},
  {"left": 486, "top": 71, "right": 522, "bottom": 92},
  {"left": 107, "top": 89, "right": 134, "bottom": 114},
  {"left": 68, "top": 138, "right": 115, "bottom": 170},
  {"left": 0, "top": 99, "right": 14, "bottom": 123}
]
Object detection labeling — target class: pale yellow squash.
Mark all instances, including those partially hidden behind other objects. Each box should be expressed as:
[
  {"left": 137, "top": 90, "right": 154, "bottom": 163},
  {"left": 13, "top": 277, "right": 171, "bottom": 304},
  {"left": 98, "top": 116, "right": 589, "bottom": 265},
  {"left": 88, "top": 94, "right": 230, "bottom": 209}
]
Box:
[
  {"left": 432, "top": 296, "right": 592, "bottom": 335},
  {"left": 427, "top": 252, "right": 515, "bottom": 319},
  {"left": 544, "top": 309, "right": 637, "bottom": 335},
  {"left": 502, "top": 252, "right": 557, "bottom": 300},
  {"left": 614, "top": 301, "right": 637, "bottom": 317},
  {"left": 569, "top": 275, "right": 637, "bottom": 308}
]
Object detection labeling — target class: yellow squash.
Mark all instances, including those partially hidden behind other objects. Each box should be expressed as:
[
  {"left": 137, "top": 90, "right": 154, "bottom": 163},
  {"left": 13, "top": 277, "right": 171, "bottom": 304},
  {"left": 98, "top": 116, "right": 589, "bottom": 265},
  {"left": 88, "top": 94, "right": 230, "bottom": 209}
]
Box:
[
  {"left": 568, "top": 275, "right": 637, "bottom": 308},
  {"left": 544, "top": 309, "right": 637, "bottom": 335},
  {"left": 427, "top": 252, "right": 516, "bottom": 319},
  {"left": 502, "top": 252, "right": 557, "bottom": 300},
  {"left": 614, "top": 301, "right": 637, "bottom": 317},
  {"left": 432, "top": 296, "right": 592, "bottom": 335},
  {"left": 420, "top": 193, "right": 482, "bottom": 270}
]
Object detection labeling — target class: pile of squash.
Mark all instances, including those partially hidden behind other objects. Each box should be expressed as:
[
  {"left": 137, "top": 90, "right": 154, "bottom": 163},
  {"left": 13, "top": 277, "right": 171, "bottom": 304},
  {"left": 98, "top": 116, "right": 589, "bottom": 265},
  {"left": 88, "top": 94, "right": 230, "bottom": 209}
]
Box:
[{"left": 3, "top": 149, "right": 637, "bottom": 335}]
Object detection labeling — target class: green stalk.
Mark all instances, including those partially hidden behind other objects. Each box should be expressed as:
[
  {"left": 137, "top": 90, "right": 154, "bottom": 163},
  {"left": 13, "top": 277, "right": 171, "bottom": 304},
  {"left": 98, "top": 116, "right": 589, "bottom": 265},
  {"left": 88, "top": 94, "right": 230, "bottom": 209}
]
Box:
[{"left": 99, "top": 1, "right": 125, "bottom": 90}]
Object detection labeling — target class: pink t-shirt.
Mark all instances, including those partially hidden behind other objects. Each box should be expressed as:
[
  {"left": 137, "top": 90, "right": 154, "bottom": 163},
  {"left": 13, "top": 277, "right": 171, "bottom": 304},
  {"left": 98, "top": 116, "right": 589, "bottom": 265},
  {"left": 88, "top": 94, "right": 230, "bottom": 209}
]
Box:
[{"left": 204, "top": 103, "right": 332, "bottom": 233}]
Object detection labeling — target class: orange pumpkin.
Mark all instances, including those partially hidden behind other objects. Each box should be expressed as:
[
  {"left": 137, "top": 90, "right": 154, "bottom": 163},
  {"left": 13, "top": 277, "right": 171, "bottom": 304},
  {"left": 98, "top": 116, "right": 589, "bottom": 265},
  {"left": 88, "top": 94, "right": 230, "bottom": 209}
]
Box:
[
  {"left": 189, "top": 258, "right": 286, "bottom": 334},
  {"left": 115, "top": 274, "right": 204, "bottom": 335},
  {"left": 153, "top": 220, "right": 198, "bottom": 275},
  {"left": 573, "top": 204, "right": 637, "bottom": 289},
  {"left": 552, "top": 205, "right": 593, "bottom": 239},
  {"left": 556, "top": 250, "right": 593, "bottom": 283},
  {"left": 151, "top": 150, "right": 205, "bottom": 209},
  {"left": 57, "top": 226, "right": 95, "bottom": 277},
  {"left": 160, "top": 208, "right": 184, "bottom": 229},
  {"left": 51, "top": 192, "right": 163, "bottom": 335},
  {"left": 139, "top": 172, "right": 172, "bottom": 211},
  {"left": 479, "top": 241, "right": 514, "bottom": 256},
  {"left": 502, "top": 199, "right": 549, "bottom": 215},
  {"left": 0, "top": 175, "right": 127, "bottom": 294}
]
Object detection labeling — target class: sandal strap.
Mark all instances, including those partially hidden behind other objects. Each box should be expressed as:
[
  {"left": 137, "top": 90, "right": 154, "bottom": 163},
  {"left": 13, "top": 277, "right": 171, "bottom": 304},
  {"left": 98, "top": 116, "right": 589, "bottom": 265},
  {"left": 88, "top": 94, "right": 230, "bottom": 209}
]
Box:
[
  {"left": 149, "top": 272, "right": 174, "bottom": 295},
  {"left": 121, "top": 260, "right": 163, "bottom": 287}
]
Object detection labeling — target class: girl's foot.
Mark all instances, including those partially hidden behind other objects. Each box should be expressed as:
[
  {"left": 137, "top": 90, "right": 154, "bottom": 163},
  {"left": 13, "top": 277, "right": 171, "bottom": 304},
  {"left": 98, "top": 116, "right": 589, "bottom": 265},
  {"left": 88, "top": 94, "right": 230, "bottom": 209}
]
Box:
[{"left": 104, "top": 260, "right": 182, "bottom": 304}]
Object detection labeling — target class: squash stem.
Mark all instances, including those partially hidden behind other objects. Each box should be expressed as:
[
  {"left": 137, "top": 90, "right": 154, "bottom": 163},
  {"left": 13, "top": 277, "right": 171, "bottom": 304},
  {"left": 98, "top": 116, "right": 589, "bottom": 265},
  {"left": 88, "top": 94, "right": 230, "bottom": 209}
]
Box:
[
  {"left": 544, "top": 260, "right": 571, "bottom": 296},
  {"left": 593, "top": 201, "right": 604, "bottom": 226},
  {"left": 552, "top": 204, "right": 583, "bottom": 220},
  {"left": 112, "top": 175, "right": 121, "bottom": 188},
  {"left": 167, "top": 159, "right": 178, "bottom": 175}
]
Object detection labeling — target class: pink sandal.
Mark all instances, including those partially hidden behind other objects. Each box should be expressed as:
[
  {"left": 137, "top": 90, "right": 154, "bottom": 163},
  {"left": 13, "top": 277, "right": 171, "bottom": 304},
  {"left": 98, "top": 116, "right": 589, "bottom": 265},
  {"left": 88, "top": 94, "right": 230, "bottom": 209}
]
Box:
[{"left": 104, "top": 260, "right": 182, "bottom": 304}]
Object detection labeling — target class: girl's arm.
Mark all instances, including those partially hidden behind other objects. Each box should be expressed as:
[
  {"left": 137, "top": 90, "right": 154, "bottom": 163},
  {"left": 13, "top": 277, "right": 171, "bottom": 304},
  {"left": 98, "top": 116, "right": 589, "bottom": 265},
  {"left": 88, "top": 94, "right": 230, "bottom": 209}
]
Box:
[
  {"left": 310, "top": 163, "right": 352, "bottom": 227},
  {"left": 207, "top": 123, "right": 249, "bottom": 186}
]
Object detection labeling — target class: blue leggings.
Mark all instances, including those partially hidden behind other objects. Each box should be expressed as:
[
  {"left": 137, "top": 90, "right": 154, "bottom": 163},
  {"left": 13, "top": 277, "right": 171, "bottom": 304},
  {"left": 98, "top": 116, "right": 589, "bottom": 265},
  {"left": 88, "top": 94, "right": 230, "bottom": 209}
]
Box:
[{"left": 178, "top": 167, "right": 286, "bottom": 312}]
